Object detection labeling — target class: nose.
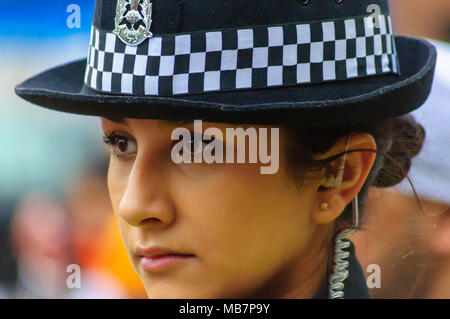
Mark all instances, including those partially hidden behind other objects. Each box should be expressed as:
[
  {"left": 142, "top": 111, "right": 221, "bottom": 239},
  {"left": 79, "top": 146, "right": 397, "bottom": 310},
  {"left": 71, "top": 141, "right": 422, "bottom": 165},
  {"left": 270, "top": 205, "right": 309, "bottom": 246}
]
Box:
[{"left": 118, "top": 156, "right": 176, "bottom": 228}]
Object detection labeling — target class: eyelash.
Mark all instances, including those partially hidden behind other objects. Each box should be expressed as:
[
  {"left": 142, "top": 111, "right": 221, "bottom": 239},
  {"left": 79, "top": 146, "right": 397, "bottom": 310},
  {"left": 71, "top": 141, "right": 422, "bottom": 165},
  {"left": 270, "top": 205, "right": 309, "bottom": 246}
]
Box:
[
  {"left": 102, "top": 132, "right": 135, "bottom": 160},
  {"left": 102, "top": 132, "right": 120, "bottom": 147},
  {"left": 101, "top": 131, "right": 218, "bottom": 160}
]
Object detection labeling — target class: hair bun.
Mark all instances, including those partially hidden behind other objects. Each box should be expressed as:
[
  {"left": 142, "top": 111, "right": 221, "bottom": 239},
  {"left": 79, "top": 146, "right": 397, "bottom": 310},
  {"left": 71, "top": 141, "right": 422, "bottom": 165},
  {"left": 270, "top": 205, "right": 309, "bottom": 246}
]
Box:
[{"left": 374, "top": 114, "right": 426, "bottom": 188}]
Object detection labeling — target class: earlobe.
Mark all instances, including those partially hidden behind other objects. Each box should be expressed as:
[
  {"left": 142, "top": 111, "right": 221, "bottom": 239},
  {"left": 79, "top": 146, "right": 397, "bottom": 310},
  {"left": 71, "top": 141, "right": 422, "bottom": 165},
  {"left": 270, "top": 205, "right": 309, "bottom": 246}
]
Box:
[{"left": 311, "top": 191, "right": 347, "bottom": 224}]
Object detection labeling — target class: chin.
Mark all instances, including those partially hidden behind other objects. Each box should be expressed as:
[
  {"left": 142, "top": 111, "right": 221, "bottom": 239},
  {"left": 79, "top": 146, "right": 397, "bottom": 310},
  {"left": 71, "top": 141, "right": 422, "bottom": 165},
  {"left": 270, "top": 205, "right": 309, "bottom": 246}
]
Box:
[
  {"left": 142, "top": 280, "right": 242, "bottom": 299},
  {"left": 144, "top": 287, "right": 212, "bottom": 299}
]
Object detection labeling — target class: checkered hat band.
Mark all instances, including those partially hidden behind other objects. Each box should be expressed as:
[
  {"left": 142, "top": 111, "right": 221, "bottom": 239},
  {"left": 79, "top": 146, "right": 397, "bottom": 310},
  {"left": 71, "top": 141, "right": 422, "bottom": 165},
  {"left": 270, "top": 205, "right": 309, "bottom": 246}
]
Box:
[{"left": 84, "top": 14, "right": 400, "bottom": 96}]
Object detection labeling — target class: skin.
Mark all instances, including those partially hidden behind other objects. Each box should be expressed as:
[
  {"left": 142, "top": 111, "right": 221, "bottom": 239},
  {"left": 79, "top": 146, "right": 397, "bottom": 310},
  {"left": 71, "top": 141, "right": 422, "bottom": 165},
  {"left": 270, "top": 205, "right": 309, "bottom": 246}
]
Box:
[
  {"left": 100, "top": 117, "right": 376, "bottom": 298},
  {"left": 353, "top": 188, "right": 450, "bottom": 298},
  {"left": 389, "top": 0, "right": 450, "bottom": 41}
]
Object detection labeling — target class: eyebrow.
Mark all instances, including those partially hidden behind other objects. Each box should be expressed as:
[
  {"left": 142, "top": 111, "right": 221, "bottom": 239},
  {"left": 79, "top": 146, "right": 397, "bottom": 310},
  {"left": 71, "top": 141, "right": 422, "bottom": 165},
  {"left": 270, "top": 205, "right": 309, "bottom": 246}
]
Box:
[
  {"left": 104, "top": 116, "right": 129, "bottom": 126},
  {"left": 104, "top": 116, "right": 193, "bottom": 127},
  {"left": 158, "top": 119, "right": 194, "bottom": 127}
]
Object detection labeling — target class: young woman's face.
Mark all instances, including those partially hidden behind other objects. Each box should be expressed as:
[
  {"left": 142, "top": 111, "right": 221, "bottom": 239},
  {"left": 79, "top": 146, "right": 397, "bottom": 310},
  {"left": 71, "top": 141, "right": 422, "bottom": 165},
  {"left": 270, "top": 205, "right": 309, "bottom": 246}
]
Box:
[{"left": 101, "top": 117, "right": 324, "bottom": 298}]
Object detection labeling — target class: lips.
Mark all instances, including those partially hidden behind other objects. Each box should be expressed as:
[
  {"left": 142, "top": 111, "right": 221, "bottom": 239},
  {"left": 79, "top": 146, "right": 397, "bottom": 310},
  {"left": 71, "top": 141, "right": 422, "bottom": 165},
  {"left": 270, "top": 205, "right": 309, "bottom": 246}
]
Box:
[{"left": 136, "top": 246, "right": 195, "bottom": 271}]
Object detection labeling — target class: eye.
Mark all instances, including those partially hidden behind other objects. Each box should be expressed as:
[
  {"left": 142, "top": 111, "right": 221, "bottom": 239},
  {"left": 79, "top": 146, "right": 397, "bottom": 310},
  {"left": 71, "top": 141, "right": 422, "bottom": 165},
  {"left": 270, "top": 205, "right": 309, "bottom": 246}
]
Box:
[
  {"left": 102, "top": 132, "right": 137, "bottom": 159},
  {"left": 183, "top": 132, "right": 216, "bottom": 156}
]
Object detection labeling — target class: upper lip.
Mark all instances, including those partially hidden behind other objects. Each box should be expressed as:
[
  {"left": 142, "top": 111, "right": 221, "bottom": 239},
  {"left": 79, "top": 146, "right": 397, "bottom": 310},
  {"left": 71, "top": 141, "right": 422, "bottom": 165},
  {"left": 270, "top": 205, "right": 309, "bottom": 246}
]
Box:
[{"left": 135, "top": 246, "right": 194, "bottom": 258}]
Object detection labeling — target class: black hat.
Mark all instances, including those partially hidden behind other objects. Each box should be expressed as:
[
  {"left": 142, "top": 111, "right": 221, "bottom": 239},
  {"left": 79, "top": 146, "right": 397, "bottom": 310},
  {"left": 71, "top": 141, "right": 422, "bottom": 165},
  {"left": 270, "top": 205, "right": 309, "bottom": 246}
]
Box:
[{"left": 15, "top": 0, "right": 437, "bottom": 126}]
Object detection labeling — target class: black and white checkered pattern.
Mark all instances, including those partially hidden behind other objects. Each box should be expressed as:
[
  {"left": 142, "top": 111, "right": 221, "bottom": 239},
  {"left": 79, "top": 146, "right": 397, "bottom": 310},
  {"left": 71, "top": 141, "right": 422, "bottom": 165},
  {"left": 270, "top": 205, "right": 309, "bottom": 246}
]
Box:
[{"left": 84, "top": 14, "right": 400, "bottom": 96}]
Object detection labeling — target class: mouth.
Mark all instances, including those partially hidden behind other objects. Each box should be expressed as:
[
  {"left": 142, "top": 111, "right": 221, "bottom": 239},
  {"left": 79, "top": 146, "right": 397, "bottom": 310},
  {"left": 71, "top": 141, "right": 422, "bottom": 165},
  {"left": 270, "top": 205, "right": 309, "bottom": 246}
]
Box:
[
  {"left": 140, "top": 254, "right": 195, "bottom": 271},
  {"left": 136, "top": 246, "right": 195, "bottom": 272}
]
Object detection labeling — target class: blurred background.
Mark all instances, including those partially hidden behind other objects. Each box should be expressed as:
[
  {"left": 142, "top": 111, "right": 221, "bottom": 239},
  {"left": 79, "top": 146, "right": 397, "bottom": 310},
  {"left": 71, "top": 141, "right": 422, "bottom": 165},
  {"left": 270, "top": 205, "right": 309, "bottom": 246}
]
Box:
[
  {"left": 0, "top": 0, "right": 146, "bottom": 298},
  {"left": 353, "top": 0, "right": 450, "bottom": 299},
  {"left": 0, "top": 1, "right": 449, "bottom": 298}
]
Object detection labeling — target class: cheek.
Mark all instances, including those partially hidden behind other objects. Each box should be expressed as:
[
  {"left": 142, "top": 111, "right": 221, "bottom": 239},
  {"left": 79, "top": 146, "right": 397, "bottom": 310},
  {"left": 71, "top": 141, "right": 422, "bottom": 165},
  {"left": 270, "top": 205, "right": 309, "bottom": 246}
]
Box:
[
  {"left": 105, "top": 151, "right": 316, "bottom": 297},
  {"left": 106, "top": 160, "right": 133, "bottom": 241},
  {"left": 173, "top": 164, "right": 314, "bottom": 284},
  {"left": 106, "top": 159, "right": 129, "bottom": 213}
]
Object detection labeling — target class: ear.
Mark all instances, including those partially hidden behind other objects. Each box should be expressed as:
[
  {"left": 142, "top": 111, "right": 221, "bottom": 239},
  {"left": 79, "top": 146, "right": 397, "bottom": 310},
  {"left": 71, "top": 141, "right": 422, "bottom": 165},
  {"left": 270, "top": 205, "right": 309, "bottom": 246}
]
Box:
[{"left": 310, "top": 132, "right": 377, "bottom": 224}]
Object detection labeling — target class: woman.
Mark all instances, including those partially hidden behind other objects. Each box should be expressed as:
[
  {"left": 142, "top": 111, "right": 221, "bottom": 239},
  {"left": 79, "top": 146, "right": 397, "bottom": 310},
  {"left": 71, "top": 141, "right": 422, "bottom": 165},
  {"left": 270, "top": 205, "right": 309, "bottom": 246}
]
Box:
[{"left": 15, "top": 0, "right": 436, "bottom": 299}]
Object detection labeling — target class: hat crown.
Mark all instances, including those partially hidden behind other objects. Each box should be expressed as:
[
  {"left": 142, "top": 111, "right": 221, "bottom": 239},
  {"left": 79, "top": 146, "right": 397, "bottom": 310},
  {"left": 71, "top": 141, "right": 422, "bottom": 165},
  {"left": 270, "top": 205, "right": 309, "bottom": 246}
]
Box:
[{"left": 93, "top": 0, "right": 390, "bottom": 35}]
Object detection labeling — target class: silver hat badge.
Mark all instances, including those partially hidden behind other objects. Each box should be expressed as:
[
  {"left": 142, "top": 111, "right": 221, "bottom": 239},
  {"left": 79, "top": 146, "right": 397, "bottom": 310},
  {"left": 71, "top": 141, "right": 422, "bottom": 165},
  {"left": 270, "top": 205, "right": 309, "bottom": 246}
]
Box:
[{"left": 113, "top": 0, "right": 153, "bottom": 46}]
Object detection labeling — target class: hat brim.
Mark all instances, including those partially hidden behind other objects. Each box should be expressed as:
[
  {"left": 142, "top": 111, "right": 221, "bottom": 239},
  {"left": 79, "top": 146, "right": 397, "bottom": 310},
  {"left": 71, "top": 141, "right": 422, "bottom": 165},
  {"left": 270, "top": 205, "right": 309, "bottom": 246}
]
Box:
[{"left": 15, "top": 36, "right": 436, "bottom": 126}]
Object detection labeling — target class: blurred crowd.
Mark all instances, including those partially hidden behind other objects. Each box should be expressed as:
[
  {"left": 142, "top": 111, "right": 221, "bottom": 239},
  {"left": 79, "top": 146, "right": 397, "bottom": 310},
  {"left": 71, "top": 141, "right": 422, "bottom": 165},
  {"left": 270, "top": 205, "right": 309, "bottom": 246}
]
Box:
[
  {"left": 353, "top": 0, "right": 450, "bottom": 298},
  {"left": 0, "top": 0, "right": 449, "bottom": 298},
  {"left": 0, "top": 159, "right": 147, "bottom": 298},
  {"left": 0, "top": 0, "right": 147, "bottom": 298}
]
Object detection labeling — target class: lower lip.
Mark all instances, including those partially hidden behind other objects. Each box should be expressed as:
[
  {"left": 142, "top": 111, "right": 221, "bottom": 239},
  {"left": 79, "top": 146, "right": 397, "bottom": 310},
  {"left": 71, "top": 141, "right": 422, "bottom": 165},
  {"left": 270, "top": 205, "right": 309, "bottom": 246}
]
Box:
[{"left": 140, "top": 254, "right": 194, "bottom": 271}]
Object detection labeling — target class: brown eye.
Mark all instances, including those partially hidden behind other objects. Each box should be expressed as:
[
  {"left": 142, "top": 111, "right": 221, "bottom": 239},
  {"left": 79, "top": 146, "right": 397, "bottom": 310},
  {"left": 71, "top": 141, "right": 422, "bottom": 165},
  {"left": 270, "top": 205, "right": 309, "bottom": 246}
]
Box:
[
  {"left": 110, "top": 135, "right": 137, "bottom": 158},
  {"left": 102, "top": 132, "right": 137, "bottom": 159},
  {"left": 183, "top": 133, "right": 216, "bottom": 156},
  {"left": 117, "top": 137, "right": 129, "bottom": 154}
]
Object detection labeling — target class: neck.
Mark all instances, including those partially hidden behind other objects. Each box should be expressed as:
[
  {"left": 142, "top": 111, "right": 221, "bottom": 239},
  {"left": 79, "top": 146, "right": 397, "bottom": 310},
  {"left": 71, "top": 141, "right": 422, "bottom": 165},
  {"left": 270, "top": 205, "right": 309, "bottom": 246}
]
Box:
[{"left": 246, "top": 224, "right": 332, "bottom": 299}]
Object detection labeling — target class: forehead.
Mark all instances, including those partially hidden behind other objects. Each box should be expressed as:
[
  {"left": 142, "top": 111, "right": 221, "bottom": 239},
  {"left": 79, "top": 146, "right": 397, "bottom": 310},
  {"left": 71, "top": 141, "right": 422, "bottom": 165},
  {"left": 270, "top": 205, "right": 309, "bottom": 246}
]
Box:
[
  {"left": 102, "top": 116, "right": 192, "bottom": 127},
  {"left": 101, "top": 116, "right": 277, "bottom": 131}
]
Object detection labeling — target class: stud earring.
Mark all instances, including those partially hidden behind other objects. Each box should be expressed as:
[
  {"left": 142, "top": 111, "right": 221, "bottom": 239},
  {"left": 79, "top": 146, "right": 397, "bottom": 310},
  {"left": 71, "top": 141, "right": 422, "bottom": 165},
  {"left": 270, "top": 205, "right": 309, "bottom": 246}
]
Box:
[{"left": 320, "top": 202, "right": 329, "bottom": 211}]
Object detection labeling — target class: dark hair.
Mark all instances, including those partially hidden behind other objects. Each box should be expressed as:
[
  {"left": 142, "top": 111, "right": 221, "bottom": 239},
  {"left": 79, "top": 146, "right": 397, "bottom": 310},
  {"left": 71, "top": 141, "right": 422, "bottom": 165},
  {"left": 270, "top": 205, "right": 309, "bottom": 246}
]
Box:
[{"left": 284, "top": 114, "right": 425, "bottom": 236}]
